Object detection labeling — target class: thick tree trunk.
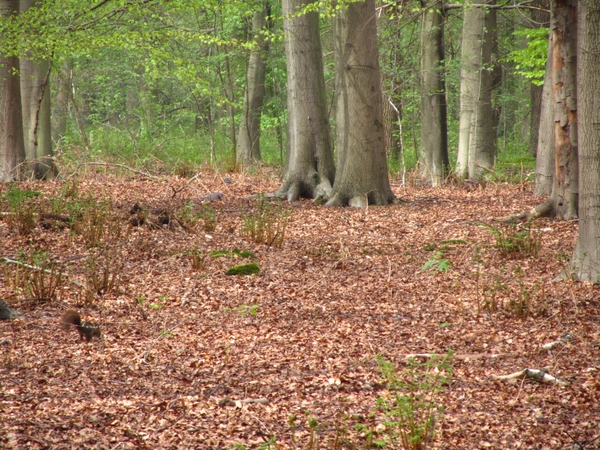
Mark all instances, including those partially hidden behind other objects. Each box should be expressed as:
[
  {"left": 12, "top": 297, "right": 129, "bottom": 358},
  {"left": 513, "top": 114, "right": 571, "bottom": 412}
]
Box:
[
  {"left": 549, "top": 0, "right": 578, "bottom": 219},
  {"left": 517, "top": 0, "right": 578, "bottom": 222},
  {"left": 327, "top": 0, "right": 394, "bottom": 207},
  {"left": 0, "top": 0, "right": 26, "bottom": 182},
  {"left": 236, "top": 3, "right": 269, "bottom": 165},
  {"left": 19, "top": 0, "right": 57, "bottom": 180},
  {"left": 534, "top": 37, "right": 555, "bottom": 196},
  {"left": 561, "top": 0, "right": 600, "bottom": 282},
  {"left": 276, "top": 0, "right": 335, "bottom": 201},
  {"left": 419, "top": 1, "right": 449, "bottom": 187},
  {"left": 455, "top": 0, "right": 496, "bottom": 180}
]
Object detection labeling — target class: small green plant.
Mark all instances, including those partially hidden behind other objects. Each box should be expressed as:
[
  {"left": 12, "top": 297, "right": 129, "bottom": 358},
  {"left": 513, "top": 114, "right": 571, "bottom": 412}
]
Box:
[
  {"left": 422, "top": 252, "right": 450, "bottom": 273},
  {"left": 73, "top": 196, "right": 122, "bottom": 248},
  {"left": 84, "top": 246, "right": 123, "bottom": 301},
  {"left": 187, "top": 248, "right": 206, "bottom": 271},
  {"left": 2, "top": 250, "right": 64, "bottom": 303},
  {"left": 479, "top": 220, "right": 541, "bottom": 258},
  {"left": 150, "top": 295, "right": 168, "bottom": 310},
  {"left": 198, "top": 203, "right": 217, "bottom": 231},
  {"left": 2, "top": 187, "right": 41, "bottom": 235},
  {"left": 232, "top": 304, "right": 260, "bottom": 317},
  {"left": 372, "top": 352, "right": 453, "bottom": 450},
  {"left": 240, "top": 194, "right": 291, "bottom": 247}
]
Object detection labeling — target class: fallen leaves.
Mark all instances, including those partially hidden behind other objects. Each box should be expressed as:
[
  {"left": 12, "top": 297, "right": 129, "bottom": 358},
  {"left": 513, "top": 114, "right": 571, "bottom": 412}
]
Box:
[{"left": 1, "top": 171, "right": 599, "bottom": 448}]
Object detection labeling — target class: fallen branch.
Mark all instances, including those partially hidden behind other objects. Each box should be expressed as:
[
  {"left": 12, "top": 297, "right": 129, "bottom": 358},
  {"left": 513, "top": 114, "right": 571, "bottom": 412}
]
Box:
[
  {"left": 541, "top": 332, "right": 575, "bottom": 352},
  {"left": 68, "top": 162, "right": 159, "bottom": 180},
  {"left": 401, "top": 353, "right": 515, "bottom": 360},
  {"left": 1, "top": 257, "right": 85, "bottom": 288},
  {"left": 218, "top": 397, "right": 269, "bottom": 407},
  {"left": 492, "top": 368, "right": 568, "bottom": 386}
]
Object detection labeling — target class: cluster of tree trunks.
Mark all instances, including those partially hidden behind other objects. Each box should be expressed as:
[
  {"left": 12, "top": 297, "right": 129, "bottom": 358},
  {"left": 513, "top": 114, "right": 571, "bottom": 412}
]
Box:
[{"left": 0, "top": 0, "right": 56, "bottom": 181}]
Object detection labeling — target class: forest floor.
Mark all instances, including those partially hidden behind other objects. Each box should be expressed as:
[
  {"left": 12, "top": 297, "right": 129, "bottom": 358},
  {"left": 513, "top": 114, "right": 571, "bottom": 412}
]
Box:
[{"left": 1, "top": 167, "right": 599, "bottom": 450}]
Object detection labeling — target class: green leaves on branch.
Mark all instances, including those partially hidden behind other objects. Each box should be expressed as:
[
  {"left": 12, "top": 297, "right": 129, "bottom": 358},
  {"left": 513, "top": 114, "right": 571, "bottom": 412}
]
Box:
[{"left": 507, "top": 28, "right": 549, "bottom": 86}]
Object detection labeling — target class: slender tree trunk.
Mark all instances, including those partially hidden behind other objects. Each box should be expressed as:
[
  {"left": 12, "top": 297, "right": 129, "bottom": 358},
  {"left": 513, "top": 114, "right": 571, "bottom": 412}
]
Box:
[
  {"left": 419, "top": 1, "right": 449, "bottom": 187},
  {"left": 0, "top": 0, "right": 25, "bottom": 182},
  {"left": 20, "top": 0, "right": 57, "bottom": 179},
  {"left": 527, "top": 1, "right": 551, "bottom": 156},
  {"left": 534, "top": 37, "right": 555, "bottom": 196},
  {"left": 236, "top": 2, "right": 269, "bottom": 165},
  {"left": 52, "top": 62, "right": 71, "bottom": 142},
  {"left": 327, "top": 0, "right": 394, "bottom": 207},
  {"left": 561, "top": 0, "right": 600, "bottom": 282},
  {"left": 456, "top": 0, "right": 496, "bottom": 180},
  {"left": 276, "top": 0, "right": 335, "bottom": 201}
]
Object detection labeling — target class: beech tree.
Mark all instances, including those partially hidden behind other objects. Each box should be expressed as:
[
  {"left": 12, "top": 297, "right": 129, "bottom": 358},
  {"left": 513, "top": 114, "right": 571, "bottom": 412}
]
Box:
[
  {"left": 519, "top": 0, "right": 578, "bottom": 220},
  {"left": 0, "top": 0, "right": 25, "bottom": 182},
  {"left": 19, "top": 0, "right": 56, "bottom": 179},
  {"left": 236, "top": 2, "right": 270, "bottom": 165},
  {"left": 560, "top": 0, "right": 600, "bottom": 282},
  {"left": 275, "top": 0, "right": 335, "bottom": 201},
  {"left": 327, "top": 0, "right": 394, "bottom": 206},
  {"left": 419, "top": 0, "right": 449, "bottom": 187},
  {"left": 455, "top": 0, "right": 496, "bottom": 180}
]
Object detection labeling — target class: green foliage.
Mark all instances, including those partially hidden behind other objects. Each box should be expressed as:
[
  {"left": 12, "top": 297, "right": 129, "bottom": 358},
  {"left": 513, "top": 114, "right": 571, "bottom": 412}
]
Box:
[
  {"left": 84, "top": 246, "right": 123, "bottom": 302},
  {"left": 232, "top": 303, "right": 260, "bottom": 317},
  {"left": 2, "top": 250, "right": 64, "bottom": 303},
  {"left": 240, "top": 195, "right": 291, "bottom": 247},
  {"left": 479, "top": 221, "right": 542, "bottom": 259},
  {"left": 422, "top": 252, "right": 450, "bottom": 273},
  {"left": 507, "top": 28, "right": 549, "bottom": 86},
  {"left": 225, "top": 262, "right": 260, "bottom": 275},
  {"left": 73, "top": 196, "right": 122, "bottom": 248},
  {"left": 373, "top": 353, "right": 453, "bottom": 450},
  {"left": 1, "top": 187, "right": 41, "bottom": 236}
]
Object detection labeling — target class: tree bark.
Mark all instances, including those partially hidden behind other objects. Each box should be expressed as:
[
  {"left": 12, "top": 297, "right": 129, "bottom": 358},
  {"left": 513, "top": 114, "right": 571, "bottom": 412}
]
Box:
[
  {"left": 534, "top": 37, "right": 555, "bottom": 196},
  {"left": 516, "top": 0, "right": 578, "bottom": 222},
  {"left": 419, "top": 1, "right": 449, "bottom": 187},
  {"left": 327, "top": 0, "right": 394, "bottom": 207},
  {"left": 455, "top": 0, "right": 496, "bottom": 180},
  {"left": 19, "top": 0, "right": 57, "bottom": 180},
  {"left": 52, "top": 62, "right": 71, "bottom": 142},
  {"left": 276, "top": 0, "right": 335, "bottom": 201},
  {"left": 561, "top": 0, "right": 600, "bottom": 282},
  {"left": 550, "top": 0, "right": 578, "bottom": 219},
  {"left": 0, "top": 0, "right": 25, "bottom": 182},
  {"left": 236, "top": 3, "right": 269, "bottom": 165},
  {"left": 527, "top": 1, "right": 551, "bottom": 156}
]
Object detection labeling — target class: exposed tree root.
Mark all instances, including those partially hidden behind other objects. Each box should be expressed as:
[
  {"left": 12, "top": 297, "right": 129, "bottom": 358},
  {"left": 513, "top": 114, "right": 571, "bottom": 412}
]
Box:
[{"left": 508, "top": 197, "right": 554, "bottom": 223}]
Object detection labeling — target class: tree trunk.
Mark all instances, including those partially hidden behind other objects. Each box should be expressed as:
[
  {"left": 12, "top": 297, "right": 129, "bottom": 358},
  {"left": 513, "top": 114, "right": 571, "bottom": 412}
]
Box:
[
  {"left": 534, "top": 37, "right": 555, "bottom": 196},
  {"left": 527, "top": 1, "right": 551, "bottom": 156},
  {"left": 327, "top": 0, "right": 394, "bottom": 207},
  {"left": 19, "top": 0, "right": 57, "bottom": 179},
  {"left": 276, "top": 0, "right": 335, "bottom": 201},
  {"left": 236, "top": 3, "right": 269, "bottom": 165},
  {"left": 52, "top": 62, "right": 71, "bottom": 142},
  {"left": 549, "top": 0, "right": 578, "bottom": 219},
  {"left": 455, "top": 0, "right": 496, "bottom": 180},
  {"left": 0, "top": 0, "right": 26, "bottom": 182},
  {"left": 419, "top": 1, "right": 449, "bottom": 187},
  {"left": 517, "top": 0, "right": 578, "bottom": 221},
  {"left": 561, "top": 0, "right": 600, "bottom": 282}
]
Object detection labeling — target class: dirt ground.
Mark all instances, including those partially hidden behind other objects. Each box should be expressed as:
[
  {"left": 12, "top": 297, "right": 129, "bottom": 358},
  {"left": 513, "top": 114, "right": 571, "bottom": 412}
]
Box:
[{"left": 1, "top": 168, "right": 599, "bottom": 449}]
